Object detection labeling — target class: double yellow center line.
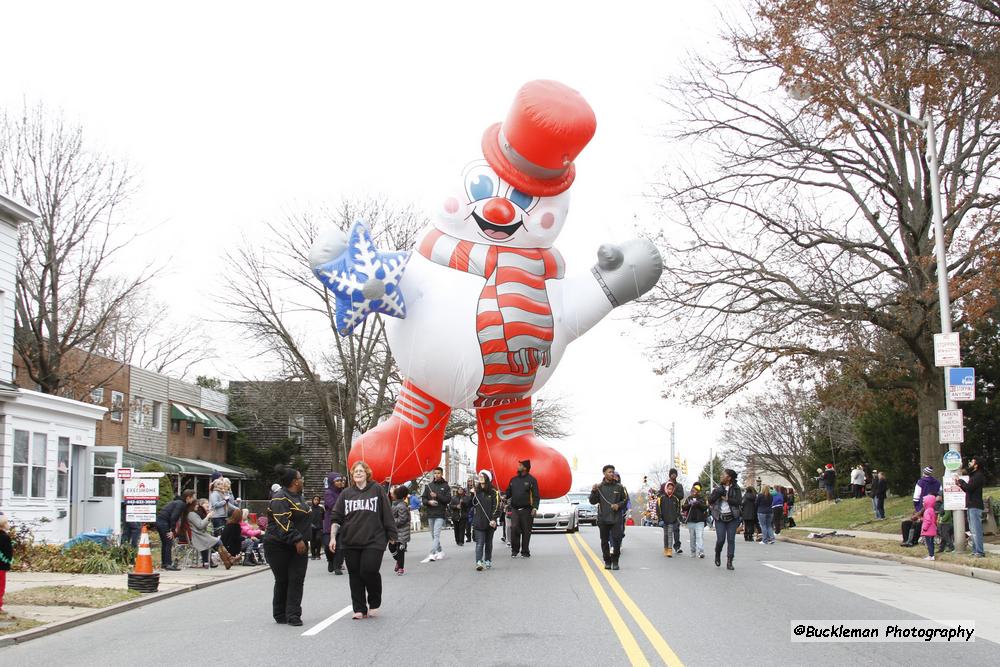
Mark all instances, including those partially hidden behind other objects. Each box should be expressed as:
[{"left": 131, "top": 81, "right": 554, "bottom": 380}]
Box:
[{"left": 566, "top": 532, "right": 684, "bottom": 667}]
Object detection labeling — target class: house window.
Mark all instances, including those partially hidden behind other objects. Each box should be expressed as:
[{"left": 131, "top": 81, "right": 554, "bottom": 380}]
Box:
[
  {"left": 92, "top": 451, "right": 116, "bottom": 497},
  {"left": 203, "top": 424, "right": 212, "bottom": 439},
  {"left": 90, "top": 387, "right": 105, "bottom": 404},
  {"left": 186, "top": 422, "right": 195, "bottom": 436},
  {"left": 288, "top": 415, "right": 305, "bottom": 446},
  {"left": 57, "top": 437, "right": 70, "bottom": 499},
  {"left": 110, "top": 391, "right": 124, "bottom": 422},
  {"left": 31, "top": 432, "right": 47, "bottom": 498},
  {"left": 12, "top": 430, "right": 29, "bottom": 497},
  {"left": 152, "top": 401, "right": 163, "bottom": 430},
  {"left": 171, "top": 420, "right": 180, "bottom": 433},
  {"left": 132, "top": 396, "right": 145, "bottom": 427},
  {"left": 216, "top": 429, "right": 224, "bottom": 440}
]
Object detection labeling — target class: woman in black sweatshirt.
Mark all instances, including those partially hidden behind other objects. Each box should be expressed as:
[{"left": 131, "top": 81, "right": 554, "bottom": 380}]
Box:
[
  {"left": 263, "top": 467, "right": 312, "bottom": 626},
  {"left": 330, "top": 461, "right": 398, "bottom": 620}
]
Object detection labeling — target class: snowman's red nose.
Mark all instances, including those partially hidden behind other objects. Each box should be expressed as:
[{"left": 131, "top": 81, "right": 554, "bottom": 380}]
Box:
[{"left": 483, "top": 197, "right": 516, "bottom": 225}]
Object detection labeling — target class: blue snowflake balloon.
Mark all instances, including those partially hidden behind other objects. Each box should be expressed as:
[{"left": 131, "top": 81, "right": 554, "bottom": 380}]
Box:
[{"left": 313, "top": 221, "right": 410, "bottom": 335}]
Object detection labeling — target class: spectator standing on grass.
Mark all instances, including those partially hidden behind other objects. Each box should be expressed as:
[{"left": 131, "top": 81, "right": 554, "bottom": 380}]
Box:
[
  {"left": 822, "top": 464, "right": 837, "bottom": 502},
  {"left": 155, "top": 489, "right": 195, "bottom": 572},
  {"left": 0, "top": 515, "right": 11, "bottom": 611},
  {"left": 850, "top": 465, "right": 866, "bottom": 498},
  {"left": 912, "top": 467, "right": 941, "bottom": 511},
  {"left": 872, "top": 472, "right": 888, "bottom": 520},
  {"left": 785, "top": 487, "right": 797, "bottom": 528},
  {"left": 935, "top": 499, "right": 954, "bottom": 553},
  {"left": 421, "top": 467, "right": 452, "bottom": 563},
  {"left": 322, "top": 473, "right": 346, "bottom": 574},
  {"left": 956, "top": 457, "right": 986, "bottom": 558}
]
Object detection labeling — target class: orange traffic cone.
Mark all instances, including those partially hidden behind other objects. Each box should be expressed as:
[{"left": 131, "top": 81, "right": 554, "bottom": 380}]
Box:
[
  {"left": 133, "top": 525, "right": 154, "bottom": 574},
  {"left": 127, "top": 525, "right": 160, "bottom": 593}
]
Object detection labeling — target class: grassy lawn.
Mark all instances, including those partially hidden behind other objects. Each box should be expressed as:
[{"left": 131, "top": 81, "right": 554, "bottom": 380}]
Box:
[
  {"left": 798, "top": 487, "right": 1000, "bottom": 536},
  {"left": 4, "top": 586, "right": 141, "bottom": 608},
  {"left": 0, "top": 611, "right": 44, "bottom": 635},
  {"left": 783, "top": 529, "right": 1000, "bottom": 571}
]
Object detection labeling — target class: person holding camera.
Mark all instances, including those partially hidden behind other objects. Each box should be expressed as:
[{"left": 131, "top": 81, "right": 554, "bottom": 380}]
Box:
[
  {"left": 589, "top": 465, "right": 628, "bottom": 570},
  {"left": 708, "top": 469, "right": 742, "bottom": 571}
]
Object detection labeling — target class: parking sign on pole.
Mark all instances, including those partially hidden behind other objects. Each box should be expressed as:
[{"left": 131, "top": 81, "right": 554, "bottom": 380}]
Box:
[{"left": 946, "top": 367, "right": 975, "bottom": 402}]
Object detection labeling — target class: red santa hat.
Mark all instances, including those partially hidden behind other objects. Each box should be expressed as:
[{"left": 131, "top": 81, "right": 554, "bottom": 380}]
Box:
[{"left": 481, "top": 80, "right": 597, "bottom": 197}]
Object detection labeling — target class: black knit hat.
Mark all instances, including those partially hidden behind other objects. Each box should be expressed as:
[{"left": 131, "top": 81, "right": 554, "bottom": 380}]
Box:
[{"left": 519, "top": 459, "right": 531, "bottom": 470}]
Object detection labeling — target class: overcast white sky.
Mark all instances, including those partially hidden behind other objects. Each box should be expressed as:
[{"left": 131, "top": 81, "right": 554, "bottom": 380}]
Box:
[{"left": 3, "top": 0, "right": 741, "bottom": 491}]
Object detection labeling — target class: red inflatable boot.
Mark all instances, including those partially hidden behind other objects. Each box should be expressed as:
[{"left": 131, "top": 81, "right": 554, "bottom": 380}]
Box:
[
  {"left": 475, "top": 398, "right": 572, "bottom": 498},
  {"left": 349, "top": 381, "right": 450, "bottom": 483}
]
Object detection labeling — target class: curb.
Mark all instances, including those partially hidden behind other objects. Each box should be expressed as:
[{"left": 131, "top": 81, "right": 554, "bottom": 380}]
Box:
[
  {"left": 0, "top": 566, "right": 266, "bottom": 648},
  {"left": 779, "top": 536, "right": 1000, "bottom": 585}
]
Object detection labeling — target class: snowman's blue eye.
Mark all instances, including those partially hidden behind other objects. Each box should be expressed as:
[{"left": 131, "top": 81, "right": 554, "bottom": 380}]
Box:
[
  {"left": 509, "top": 188, "right": 533, "bottom": 211},
  {"left": 468, "top": 174, "right": 494, "bottom": 201}
]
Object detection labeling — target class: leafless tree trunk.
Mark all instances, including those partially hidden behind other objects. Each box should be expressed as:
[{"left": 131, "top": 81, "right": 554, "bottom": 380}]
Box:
[
  {"left": 1, "top": 102, "right": 205, "bottom": 397},
  {"left": 645, "top": 1, "right": 1000, "bottom": 476}
]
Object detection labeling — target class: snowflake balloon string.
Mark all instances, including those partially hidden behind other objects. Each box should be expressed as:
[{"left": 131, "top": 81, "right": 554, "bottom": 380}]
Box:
[{"left": 313, "top": 221, "right": 410, "bottom": 335}]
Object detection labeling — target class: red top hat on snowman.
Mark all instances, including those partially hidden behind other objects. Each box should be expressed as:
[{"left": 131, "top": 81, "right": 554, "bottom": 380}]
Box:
[{"left": 481, "top": 80, "right": 597, "bottom": 198}]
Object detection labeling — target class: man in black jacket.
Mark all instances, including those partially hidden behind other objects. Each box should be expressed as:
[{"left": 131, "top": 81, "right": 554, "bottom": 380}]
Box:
[
  {"left": 505, "top": 459, "right": 540, "bottom": 558},
  {"left": 590, "top": 465, "right": 627, "bottom": 570},
  {"left": 450, "top": 488, "right": 471, "bottom": 546},
  {"left": 420, "top": 468, "right": 451, "bottom": 562},
  {"left": 872, "top": 472, "right": 888, "bottom": 520},
  {"left": 155, "top": 489, "right": 195, "bottom": 571},
  {"left": 956, "top": 457, "right": 986, "bottom": 557}
]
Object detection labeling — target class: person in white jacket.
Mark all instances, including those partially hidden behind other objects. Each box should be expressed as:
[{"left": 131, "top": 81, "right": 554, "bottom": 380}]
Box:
[{"left": 850, "top": 465, "right": 866, "bottom": 498}]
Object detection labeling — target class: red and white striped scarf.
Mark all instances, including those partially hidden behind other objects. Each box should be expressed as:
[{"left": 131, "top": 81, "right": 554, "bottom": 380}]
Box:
[{"left": 417, "top": 228, "right": 565, "bottom": 407}]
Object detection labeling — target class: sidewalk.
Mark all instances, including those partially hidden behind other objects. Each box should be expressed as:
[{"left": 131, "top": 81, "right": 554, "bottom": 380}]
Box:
[
  {"left": 1, "top": 564, "right": 266, "bottom": 646},
  {"left": 795, "top": 526, "right": 1000, "bottom": 554}
]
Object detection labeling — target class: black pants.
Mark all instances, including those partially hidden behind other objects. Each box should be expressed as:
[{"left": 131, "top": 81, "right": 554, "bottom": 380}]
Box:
[
  {"left": 510, "top": 507, "right": 534, "bottom": 556},
  {"left": 743, "top": 518, "right": 757, "bottom": 541},
  {"left": 391, "top": 543, "right": 406, "bottom": 569},
  {"left": 453, "top": 519, "right": 468, "bottom": 545},
  {"left": 599, "top": 522, "right": 625, "bottom": 564},
  {"left": 155, "top": 521, "right": 173, "bottom": 567},
  {"left": 322, "top": 532, "right": 345, "bottom": 570},
  {"left": 344, "top": 548, "right": 384, "bottom": 614},
  {"left": 938, "top": 523, "right": 954, "bottom": 549},
  {"left": 310, "top": 527, "right": 323, "bottom": 558},
  {"left": 465, "top": 517, "right": 472, "bottom": 542},
  {"left": 901, "top": 520, "right": 920, "bottom": 544},
  {"left": 671, "top": 520, "right": 681, "bottom": 549},
  {"left": 263, "top": 542, "right": 308, "bottom": 622},
  {"left": 772, "top": 507, "right": 784, "bottom": 534}
]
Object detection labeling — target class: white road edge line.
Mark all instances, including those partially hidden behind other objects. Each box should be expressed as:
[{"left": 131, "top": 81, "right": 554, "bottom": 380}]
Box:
[
  {"left": 302, "top": 605, "right": 354, "bottom": 636},
  {"left": 763, "top": 563, "right": 802, "bottom": 577}
]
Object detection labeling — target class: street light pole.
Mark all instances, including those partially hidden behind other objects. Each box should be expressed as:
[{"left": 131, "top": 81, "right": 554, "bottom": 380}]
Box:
[
  {"left": 861, "top": 97, "right": 965, "bottom": 550},
  {"left": 638, "top": 418, "right": 675, "bottom": 482}
]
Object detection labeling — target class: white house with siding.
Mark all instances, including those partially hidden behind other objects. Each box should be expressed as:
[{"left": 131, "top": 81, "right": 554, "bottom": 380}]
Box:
[{"left": 0, "top": 194, "right": 113, "bottom": 543}]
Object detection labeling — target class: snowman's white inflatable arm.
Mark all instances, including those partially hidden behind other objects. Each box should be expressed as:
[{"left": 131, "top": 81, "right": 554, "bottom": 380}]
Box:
[{"left": 558, "top": 237, "right": 662, "bottom": 340}]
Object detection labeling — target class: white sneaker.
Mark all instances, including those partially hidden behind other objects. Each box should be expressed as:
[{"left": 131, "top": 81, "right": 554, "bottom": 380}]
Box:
[
  {"left": 923, "top": 556, "right": 935, "bottom": 561},
  {"left": 433, "top": 551, "right": 444, "bottom": 561},
  {"left": 420, "top": 555, "right": 435, "bottom": 563}
]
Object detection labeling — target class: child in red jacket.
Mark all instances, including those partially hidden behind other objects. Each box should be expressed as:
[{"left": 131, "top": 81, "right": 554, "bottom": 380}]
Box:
[{"left": 919, "top": 494, "right": 938, "bottom": 561}]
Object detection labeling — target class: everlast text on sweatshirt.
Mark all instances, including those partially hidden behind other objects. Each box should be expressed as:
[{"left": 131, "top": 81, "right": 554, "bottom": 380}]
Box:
[{"left": 331, "top": 482, "right": 398, "bottom": 551}]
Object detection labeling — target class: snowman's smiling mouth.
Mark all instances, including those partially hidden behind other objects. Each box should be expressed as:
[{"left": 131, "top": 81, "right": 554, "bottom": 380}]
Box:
[{"left": 472, "top": 211, "right": 523, "bottom": 241}]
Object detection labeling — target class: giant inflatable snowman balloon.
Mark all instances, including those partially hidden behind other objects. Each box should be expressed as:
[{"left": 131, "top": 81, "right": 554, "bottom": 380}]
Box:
[{"left": 310, "top": 80, "right": 662, "bottom": 498}]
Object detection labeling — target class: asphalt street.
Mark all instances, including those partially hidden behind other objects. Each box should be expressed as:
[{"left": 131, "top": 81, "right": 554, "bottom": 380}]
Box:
[{"left": 2, "top": 525, "right": 997, "bottom": 666}]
